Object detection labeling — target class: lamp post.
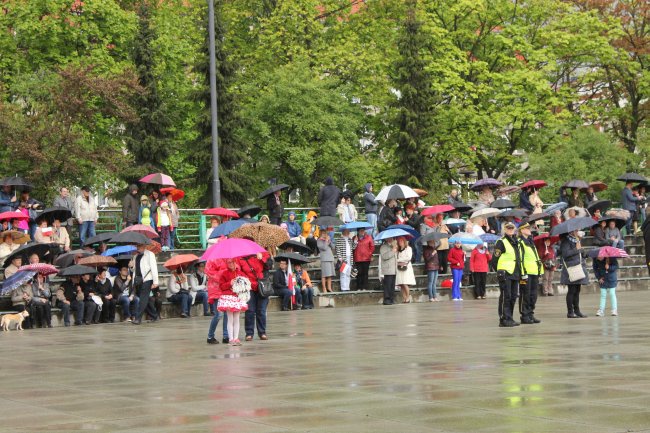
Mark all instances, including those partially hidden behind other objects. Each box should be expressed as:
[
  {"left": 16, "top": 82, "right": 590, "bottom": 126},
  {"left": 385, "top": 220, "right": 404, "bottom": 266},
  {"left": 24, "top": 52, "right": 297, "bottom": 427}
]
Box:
[{"left": 208, "top": 0, "right": 221, "bottom": 207}]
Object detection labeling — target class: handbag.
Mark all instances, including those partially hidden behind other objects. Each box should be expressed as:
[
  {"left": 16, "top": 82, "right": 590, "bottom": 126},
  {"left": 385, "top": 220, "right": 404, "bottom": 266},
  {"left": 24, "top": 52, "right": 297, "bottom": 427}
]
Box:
[
  {"left": 563, "top": 259, "right": 585, "bottom": 282},
  {"left": 397, "top": 262, "right": 408, "bottom": 271},
  {"left": 257, "top": 278, "right": 274, "bottom": 298}
]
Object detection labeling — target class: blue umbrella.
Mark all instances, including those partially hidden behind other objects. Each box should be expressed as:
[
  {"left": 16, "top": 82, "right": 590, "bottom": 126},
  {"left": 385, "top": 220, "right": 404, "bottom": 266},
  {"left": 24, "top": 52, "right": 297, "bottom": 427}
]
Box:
[
  {"left": 209, "top": 219, "right": 249, "bottom": 238},
  {"left": 385, "top": 224, "right": 420, "bottom": 239},
  {"left": 0, "top": 270, "right": 36, "bottom": 295},
  {"left": 545, "top": 202, "right": 568, "bottom": 215},
  {"left": 339, "top": 221, "right": 373, "bottom": 231},
  {"left": 480, "top": 233, "right": 501, "bottom": 244},
  {"left": 443, "top": 218, "right": 466, "bottom": 227},
  {"left": 374, "top": 228, "right": 413, "bottom": 241},
  {"left": 102, "top": 245, "right": 136, "bottom": 257},
  {"left": 449, "top": 233, "right": 483, "bottom": 245}
]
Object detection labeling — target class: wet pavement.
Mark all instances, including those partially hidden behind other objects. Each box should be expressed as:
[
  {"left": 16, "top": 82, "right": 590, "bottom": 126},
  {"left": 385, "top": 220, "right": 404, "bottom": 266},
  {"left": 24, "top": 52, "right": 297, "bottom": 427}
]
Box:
[{"left": 2, "top": 290, "right": 650, "bottom": 432}]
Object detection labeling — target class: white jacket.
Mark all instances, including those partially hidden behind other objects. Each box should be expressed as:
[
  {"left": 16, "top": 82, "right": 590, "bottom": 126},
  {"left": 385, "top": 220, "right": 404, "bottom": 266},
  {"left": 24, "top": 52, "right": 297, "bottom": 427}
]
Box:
[
  {"left": 75, "top": 195, "right": 98, "bottom": 222},
  {"left": 167, "top": 274, "right": 189, "bottom": 299},
  {"left": 131, "top": 250, "right": 159, "bottom": 286}
]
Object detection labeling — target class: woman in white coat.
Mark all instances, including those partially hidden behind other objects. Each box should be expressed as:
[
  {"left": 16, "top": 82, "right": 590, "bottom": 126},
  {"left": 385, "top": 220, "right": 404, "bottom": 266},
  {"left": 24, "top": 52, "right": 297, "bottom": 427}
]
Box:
[{"left": 395, "top": 237, "right": 416, "bottom": 303}]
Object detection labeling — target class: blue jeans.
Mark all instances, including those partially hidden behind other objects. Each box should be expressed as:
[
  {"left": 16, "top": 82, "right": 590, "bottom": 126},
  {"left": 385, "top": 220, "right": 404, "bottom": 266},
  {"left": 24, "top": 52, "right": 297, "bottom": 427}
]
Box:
[
  {"left": 170, "top": 228, "right": 176, "bottom": 250},
  {"left": 79, "top": 221, "right": 96, "bottom": 245},
  {"left": 625, "top": 212, "right": 636, "bottom": 234},
  {"left": 207, "top": 301, "right": 229, "bottom": 339},
  {"left": 276, "top": 288, "right": 292, "bottom": 310},
  {"left": 194, "top": 290, "right": 213, "bottom": 315},
  {"left": 245, "top": 290, "right": 269, "bottom": 337},
  {"left": 119, "top": 295, "right": 139, "bottom": 319},
  {"left": 366, "top": 213, "right": 377, "bottom": 236},
  {"left": 612, "top": 239, "right": 625, "bottom": 249},
  {"left": 451, "top": 268, "right": 463, "bottom": 299},
  {"left": 168, "top": 292, "right": 192, "bottom": 316},
  {"left": 427, "top": 270, "right": 439, "bottom": 300}
]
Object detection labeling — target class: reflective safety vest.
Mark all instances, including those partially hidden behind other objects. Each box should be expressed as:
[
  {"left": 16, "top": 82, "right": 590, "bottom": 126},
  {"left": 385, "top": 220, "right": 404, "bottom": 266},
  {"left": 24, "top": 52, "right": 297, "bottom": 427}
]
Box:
[
  {"left": 520, "top": 238, "right": 544, "bottom": 276},
  {"left": 496, "top": 238, "right": 521, "bottom": 274}
]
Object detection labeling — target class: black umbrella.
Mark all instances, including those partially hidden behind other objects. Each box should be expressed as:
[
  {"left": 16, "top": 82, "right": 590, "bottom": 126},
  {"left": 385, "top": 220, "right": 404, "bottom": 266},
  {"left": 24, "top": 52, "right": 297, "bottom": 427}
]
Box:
[
  {"left": 278, "top": 240, "right": 312, "bottom": 256},
  {"left": 114, "top": 254, "right": 135, "bottom": 266},
  {"left": 274, "top": 252, "right": 312, "bottom": 265},
  {"left": 1, "top": 176, "right": 33, "bottom": 190},
  {"left": 58, "top": 265, "right": 98, "bottom": 277},
  {"left": 523, "top": 213, "right": 548, "bottom": 224},
  {"left": 35, "top": 207, "right": 72, "bottom": 224},
  {"left": 53, "top": 249, "right": 94, "bottom": 267},
  {"left": 419, "top": 232, "right": 449, "bottom": 244},
  {"left": 617, "top": 172, "right": 647, "bottom": 183},
  {"left": 313, "top": 216, "right": 343, "bottom": 227},
  {"left": 563, "top": 179, "right": 589, "bottom": 189},
  {"left": 550, "top": 217, "right": 597, "bottom": 236},
  {"left": 499, "top": 209, "right": 530, "bottom": 218},
  {"left": 237, "top": 205, "right": 261, "bottom": 218},
  {"left": 492, "top": 198, "right": 516, "bottom": 209},
  {"left": 258, "top": 184, "right": 290, "bottom": 199},
  {"left": 111, "top": 232, "right": 151, "bottom": 245},
  {"left": 586, "top": 200, "right": 612, "bottom": 215},
  {"left": 83, "top": 232, "right": 118, "bottom": 246},
  {"left": 3, "top": 242, "right": 54, "bottom": 267},
  {"left": 450, "top": 201, "right": 473, "bottom": 213},
  {"left": 599, "top": 216, "right": 626, "bottom": 229}
]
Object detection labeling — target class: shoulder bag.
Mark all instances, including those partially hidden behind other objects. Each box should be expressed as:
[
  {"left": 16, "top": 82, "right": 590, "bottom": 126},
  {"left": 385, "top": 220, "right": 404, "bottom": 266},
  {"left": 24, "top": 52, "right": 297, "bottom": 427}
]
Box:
[
  {"left": 244, "top": 258, "right": 274, "bottom": 298},
  {"left": 562, "top": 258, "right": 585, "bottom": 282}
]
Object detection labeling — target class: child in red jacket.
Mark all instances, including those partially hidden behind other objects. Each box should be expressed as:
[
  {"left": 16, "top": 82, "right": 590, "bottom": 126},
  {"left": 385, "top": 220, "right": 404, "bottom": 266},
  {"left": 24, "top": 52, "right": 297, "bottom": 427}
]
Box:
[
  {"left": 447, "top": 240, "right": 466, "bottom": 300},
  {"left": 470, "top": 243, "right": 492, "bottom": 299}
]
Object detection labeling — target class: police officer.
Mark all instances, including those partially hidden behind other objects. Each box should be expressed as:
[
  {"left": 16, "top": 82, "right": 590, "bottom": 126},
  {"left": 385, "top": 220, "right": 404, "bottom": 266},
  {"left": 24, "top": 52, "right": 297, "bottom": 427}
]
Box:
[
  {"left": 518, "top": 223, "right": 542, "bottom": 324},
  {"left": 492, "top": 222, "right": 523, "bottom": 327}
]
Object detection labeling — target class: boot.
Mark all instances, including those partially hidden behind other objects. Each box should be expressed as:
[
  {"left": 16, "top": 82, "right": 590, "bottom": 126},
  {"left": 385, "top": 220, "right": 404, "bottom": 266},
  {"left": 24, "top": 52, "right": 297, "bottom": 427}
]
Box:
[{"left": 567, "top": 307, "right": 577, "bottom": 318}]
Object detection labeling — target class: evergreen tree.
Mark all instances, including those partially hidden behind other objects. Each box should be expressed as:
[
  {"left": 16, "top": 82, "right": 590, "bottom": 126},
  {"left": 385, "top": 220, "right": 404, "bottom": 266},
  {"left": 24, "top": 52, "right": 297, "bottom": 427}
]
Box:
[
  {"left": 191, "top": 2, "right": 251, "bottom": 207},
  {"left": 390, "top": 0, "right": 436, "bottom": 187}
]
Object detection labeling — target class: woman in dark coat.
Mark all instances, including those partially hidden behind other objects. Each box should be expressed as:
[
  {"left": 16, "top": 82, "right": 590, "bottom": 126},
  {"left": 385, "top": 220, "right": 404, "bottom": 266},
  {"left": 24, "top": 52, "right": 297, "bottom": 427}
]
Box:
[{"left": 559, "top": 231, "right": 590, "bottom": 318}]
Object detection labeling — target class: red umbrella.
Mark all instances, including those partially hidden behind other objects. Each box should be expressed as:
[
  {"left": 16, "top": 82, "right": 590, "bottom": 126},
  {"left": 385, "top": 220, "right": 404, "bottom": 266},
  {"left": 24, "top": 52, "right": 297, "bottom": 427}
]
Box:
[
  {"left": 121, "top": 224, "right": 158, "bottom": 239},
  {"left": 203, "top": 208, "right": 239, "bottom": 219},
  {"left": 146, "top": 240, "right": 162, "bottom": 255},
  {"left": 17, "top": 263, "right": 58, "bottom": 276},
  {"left": 582, "top": 181, "right": 608, "bottom": 193},
  {"left": 139, "top": 173, "right": 176, "bottom": 187},
  {"left": 533, "top": 233, "right": 560, "bottom": 249},
  {"left": 521, "top": 180, "right": 547, "bottom": 189},
  {"left": 160, "top": 187, "right": 185, "bottom": 201},
  {"left": 164, "top": 254, "right": 200, "bottom": 271},
  {"left": 421, "top": 204, "right": 455, "bottom": 216},
  {"left": 0, "top": 211, "right": 29, "bottom": 222}
]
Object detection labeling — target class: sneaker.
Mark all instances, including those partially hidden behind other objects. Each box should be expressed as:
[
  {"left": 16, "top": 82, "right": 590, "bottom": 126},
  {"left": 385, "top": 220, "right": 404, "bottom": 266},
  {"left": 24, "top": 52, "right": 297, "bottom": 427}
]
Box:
[
  {"left": 222, "top": 337, "right": 229, "bottom": 344},
  {"left": 611, "top": 310, "right": 618, "bottom": 316},
  {"left": 206, "top": 337, "right": 219, "bottom": 344},
  {"left": 596, "top": 310, "right": 603, "bottom": 317}
]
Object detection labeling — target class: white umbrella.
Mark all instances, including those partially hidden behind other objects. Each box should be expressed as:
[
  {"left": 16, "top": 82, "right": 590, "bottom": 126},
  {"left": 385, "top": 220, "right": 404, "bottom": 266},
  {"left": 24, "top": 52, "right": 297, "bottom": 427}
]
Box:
[
  {"left": 563, "top": 206, "right": 588, "bottom": 219},
  {"left": 375, "top": 184, "right": 419, "bottom": 203},
  {"left": 470, "top": 207, "right": 501, "bottom": 220}
]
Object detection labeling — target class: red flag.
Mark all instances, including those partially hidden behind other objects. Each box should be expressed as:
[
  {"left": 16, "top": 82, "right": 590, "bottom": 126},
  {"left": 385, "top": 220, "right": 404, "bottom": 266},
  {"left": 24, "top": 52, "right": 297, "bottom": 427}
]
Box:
[{"left": 287, "top": 260, "right": 295, "bottom": 306}]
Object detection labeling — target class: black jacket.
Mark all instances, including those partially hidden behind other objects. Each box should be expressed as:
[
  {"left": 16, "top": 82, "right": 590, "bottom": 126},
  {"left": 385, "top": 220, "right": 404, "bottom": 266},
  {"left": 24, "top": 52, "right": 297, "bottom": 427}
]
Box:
[
  {"left": 377, "top": 206, "right": 397, "bottom": 232},
  {"left": 122, "top": 186, "right": 140, "bottom": 223},
  {"left": 112, "top": 275, "right": 134, "bottom": 298},
  {"left": 592, "top": 225, "right": 609, "bottom": 247},
  {"left": 318, "top": 185, "right": 341, "bottom": 217},
  {"left": 364, "top": 192, "right": 378, "bottom": 214},
  {"left": 272, "top": 269, "right": 289, "bottom": 295},
  {"left": 267, "top": 194, "right": 284, "bottom": 220}
]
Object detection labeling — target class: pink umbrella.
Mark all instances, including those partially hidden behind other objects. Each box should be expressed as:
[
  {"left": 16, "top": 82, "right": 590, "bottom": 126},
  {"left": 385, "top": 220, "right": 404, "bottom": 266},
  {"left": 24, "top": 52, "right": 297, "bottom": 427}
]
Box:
[
  {"left": 0, "top": 211, "right": 29, "bottom": 222},
  {"left": 17, "top": 263, "right": 58, "bottom": 276},
  {"left": 421, "top": 204, "right": 455, "bottom": 217},
  {"left": 201, "top": 238, "right": 266, "bottom": 261},
  {"left": 590, "top": 246, "right": 629, "bottom": 259},
  {"left": 139, "top": 173, "right": 176, "bottom": 187},
  {"left": 121, "top": 224, "right": 158, "bottom": 239}
]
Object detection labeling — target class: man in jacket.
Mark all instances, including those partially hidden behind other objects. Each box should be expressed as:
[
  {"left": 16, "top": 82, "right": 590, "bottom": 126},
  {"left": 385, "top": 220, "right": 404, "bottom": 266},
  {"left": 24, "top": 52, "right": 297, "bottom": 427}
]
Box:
[
  {"left": 239, "top": 253, "right": 272, "bottom": 339},
  {"left": 96, "top": 268, "right": 116, "bottom": 323},
  {"left": 53, "top": 187, "right": 75, "bottom": 227},
  {"left": 189, "top": 261, "right": 212, "bottom": 316},
  {"left": 57, "top": 275, "right": 85, "bottom": 326},
  {"left": 492, "top": 222, "right": 523, "bottom": 327},
  {"left": 317, "top": 177, "right": 341, "bottom": 217},
  {"left": 0, "top": 185, "right": 17, "bottom": 212},
  {"left": 75, "top": 186, "right": 98, "bottom": 246},
  {"left": 272, "top": 259, "right": 293, "bottom": 311},
  {"left": 363, "top": 183, "right": 378, "bottom": 235},
  {"left": 112, "top": 266, "right": 138, "bottom": 322},
  {"left": 267, "top": 190, "right": 284, "bottom": 225},
  {"left": 122, "top": 184, "right": 140, "bottom": 228},
  {"left": 377, "top": 199, "right": 397, "bottom": 232},
  {"left": 379, "top": 238, "right": 397, "bottom": 305},
  {"left": 131, "top": 243, "right": 159, "bottom": 325},
  {"left": 353, "top": 227, "right": 374, "bottom": 291},
  {"left": 622, "top": 181, "right": 641, "bottom": 235},
  {"left": 518, "top": 223, "right": 542, "bottom": 324}
]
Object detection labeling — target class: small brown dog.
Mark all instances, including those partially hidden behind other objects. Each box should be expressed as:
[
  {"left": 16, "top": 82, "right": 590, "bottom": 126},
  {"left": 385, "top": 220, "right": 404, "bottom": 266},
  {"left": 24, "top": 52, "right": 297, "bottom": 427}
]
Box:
[{"left": 1, "top": 310, "right": 30, "bottom": 331}]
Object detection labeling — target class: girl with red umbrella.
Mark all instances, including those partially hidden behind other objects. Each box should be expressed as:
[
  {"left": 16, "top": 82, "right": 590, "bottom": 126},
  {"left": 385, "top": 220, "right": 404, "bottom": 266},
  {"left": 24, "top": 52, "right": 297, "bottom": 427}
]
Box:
[
  {"left": 216, "top": 259, "right": 249, "bottom": 346},
  {"left": 535, "top": 234, "right": 557, "bottom": 296}
]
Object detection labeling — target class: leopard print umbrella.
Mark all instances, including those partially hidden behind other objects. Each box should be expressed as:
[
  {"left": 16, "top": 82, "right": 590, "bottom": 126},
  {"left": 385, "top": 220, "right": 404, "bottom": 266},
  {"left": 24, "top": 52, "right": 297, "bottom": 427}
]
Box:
[{"left": 229, "top": 223, "right": 289, "bottom": 249}]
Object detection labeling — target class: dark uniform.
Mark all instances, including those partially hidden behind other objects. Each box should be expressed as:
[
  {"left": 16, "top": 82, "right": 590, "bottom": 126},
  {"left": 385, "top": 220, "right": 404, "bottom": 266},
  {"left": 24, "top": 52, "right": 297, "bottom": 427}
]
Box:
[
  {"left": 519, "top": 233, "right": 543, "bottom": 324},
  {"left": 492, "top": 231, "right": 523, "bottom": 327}
]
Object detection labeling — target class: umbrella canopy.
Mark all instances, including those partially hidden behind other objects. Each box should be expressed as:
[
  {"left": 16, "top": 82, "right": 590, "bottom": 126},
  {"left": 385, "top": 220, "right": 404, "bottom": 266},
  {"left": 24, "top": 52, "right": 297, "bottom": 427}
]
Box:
[
  {"left": 1, "top": 176, "right": 33, "bottom": 190},
  {"left": 419, "top": 232, "right": 450, "bottom": 244},
  {"left": 202, "top": 208, "right": 239, "bottom": 219},
  {"left": 0, "top": 211, "right": 29, "bottom": 222},
  {"left": 111, "top": 231, "right": 151, "bottom": 245},
  {"left": 201, "top": 238, "right": 266, "bottom": 261},
  {"left": 164, "top": 254, "right": 200, "bottom": 271},
  {"left": 413, "top": 188, "right": 428, "bottom": 197},
  {"left": 209, "top": 219, "right": 251, "bottom": 239},
  {"left": 450, "top": 201, "right": 473, "bottom": 213},
  {"left": 491, "top": 198, "right": 516, "bottom": 209},
  {"left": 114, "top": 255, "right": 135, "bottom": 267},
  {"left": 617, "top": 172, "right": 647, "bottom": 183},
  {"left": 599, "top": 216, "right": 626, "bottom": 229},
  {"left": 229, "top": 223, "right": 290, "bottom": 249},
  {"left": 545, "top": 202, "right": 568, "bottom": 215},
  {"left": 0, "top": 270, "right": 37, "bottom": 295},
  {"left": 159, "top": 187, "right": 185, "bottom": 201},
  {"left": 470, "top": 208, "right": 501, "bottom": 220},
  {"left": 17, "top": 263, "right": 58, "bottom": 276},
  {"left": 563, "top": 206, "right": 588, "bottom": 219},
  {"left": 121, "top": 224, "right": 158, "bottom": 239},
  {"left": 533, "top": 233, "right": 560, "bottom": 249},
  {"left": 523, "top": 213, "right": 548, "bottom": 224},
  {"left": 374, "top": 228, "right": 413, "bottom": 241},
  {"left": 480, "top": 233, "right": 501, "bottom": 244},
  {"left": 102, "top": 245, "right": 137, "bottom": 257},
  {"left": 258, "top": 184, "right": 290, "bottom": 199},
  {"left": 278, "top": 240, "right": 312, "bottom": 256},
  {"left": 470, "top": 178, "right": 502, "bottom": 191},
  {"left": 274, "top": 252, "right": 312, "bottom": 265},
  {"left": 78, "top": 255, "right": 118, "bottom": 268},
  {"left": 563, "top": 179, "right": 589, "bottom": 189},
  {"left": 421, "top": 204, "right": 455, "bottom": 216},
  {"left": 1, "top": 230, "right": 30, "bottom": 244},
  {"left": 521, "top": 180, "right": 547, "bottom": 189},
  {"left": 588, "top": 246, "right": 629, "bottom": 259},
  {"left": 313, "top": 216, "right": 343, "bottom": 227},
  {"left": 54, "top": 249, "right": 94, "bottom": 267},
  {"left": 35, "top": 207, "right": 72, "bottom": 224},
  {"left": 449, "top": 233, "right": 483, "bottom": 245},
  {"left": 237, "top": 205, "right": 261, "bottom": 218},
  {"left": 146, "top": 240, "right": 162, "bottom": 255},
  {"left": 583, "top": 181, "right": 608, "bottom": 193},
  {"left": 587, "top": 200, "right": 612, "bottom": 215},
  {"left": 59, "top": 265, "right": 98, "bottom": 277},
  {"left": 83, "top": 232, "right": 118, "bottom": 246},
  {"left": 499, "top": 209, "right": 530, "bottom": 218},
  {"left": 497, "top": 185, "right": 521, "bottom": 196},
  {"left": 339, "top": 221, "right": 373, "bottom": 230},
  {"left": 385, "top": 224, "right": 421, "bottom": 239},
  {"left": 3, "top": 242, "right": 53, "bottom": 267},
  {"left": 375, "top": 184, "right": 419, "bottom": 202},
  {"left": 139, "top": 173, "right": 176, "bottom": 187},
  {"left": 443, "top": 218, "right": 466, "bottom": 227},
  {"left": 550, "top": 216, "right": 597, "bottom": 236}
]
